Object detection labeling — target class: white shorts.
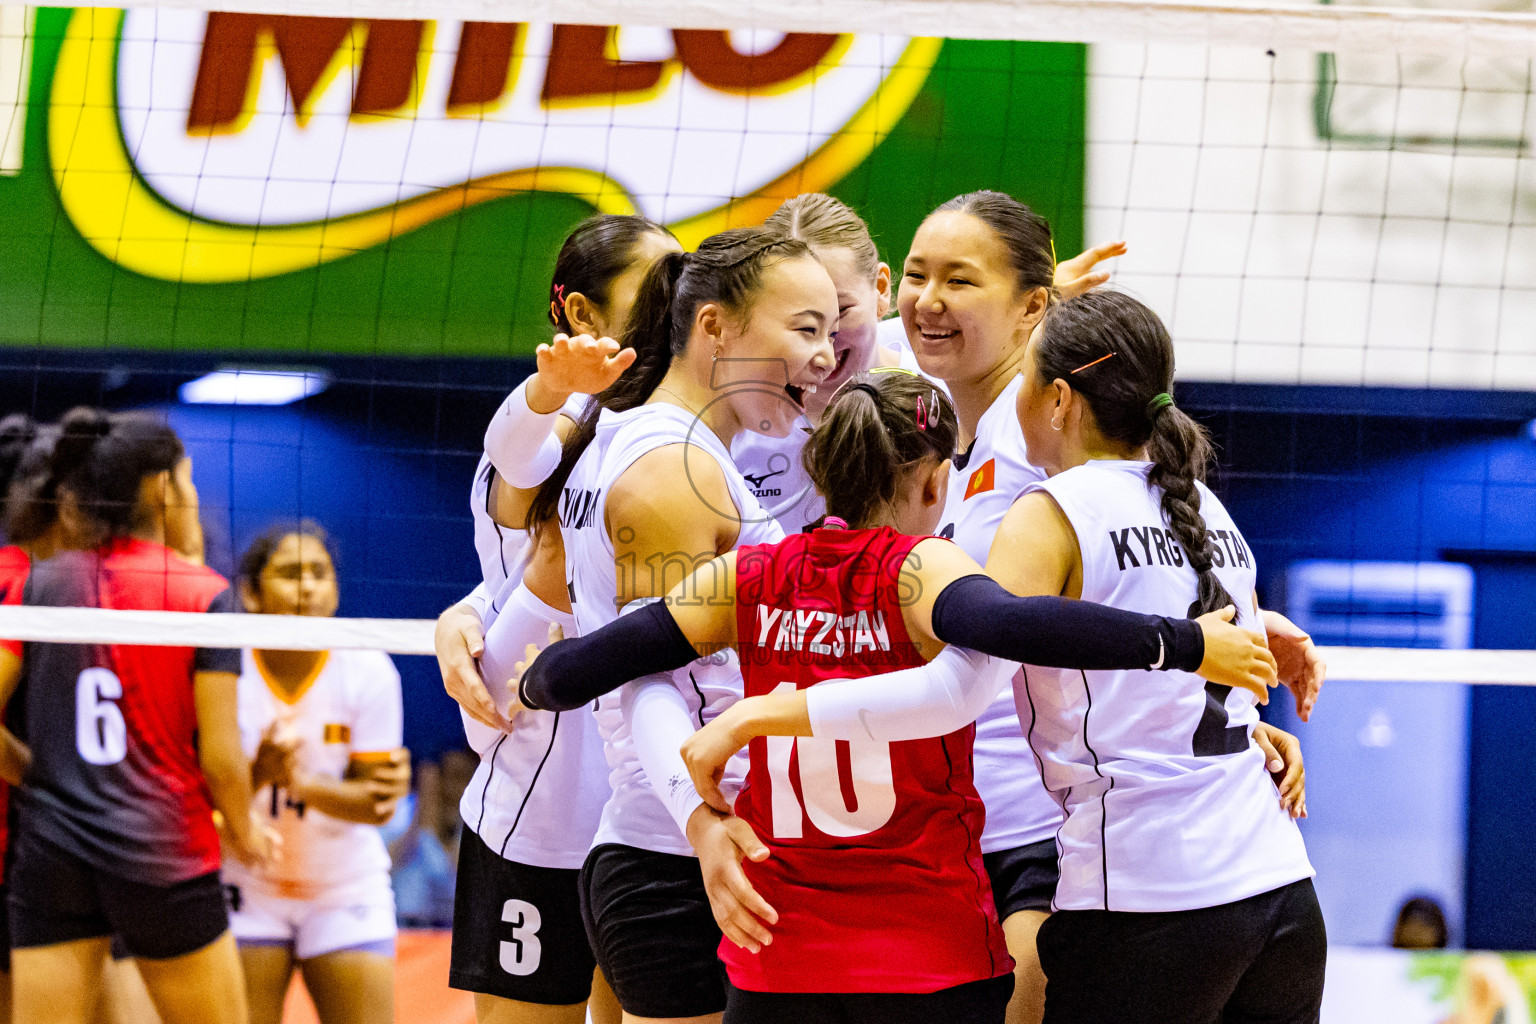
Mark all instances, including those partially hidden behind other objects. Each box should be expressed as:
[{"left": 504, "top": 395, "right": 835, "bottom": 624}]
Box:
[{"left": 228, "top": 871, "right": 397, "bottom": 961}]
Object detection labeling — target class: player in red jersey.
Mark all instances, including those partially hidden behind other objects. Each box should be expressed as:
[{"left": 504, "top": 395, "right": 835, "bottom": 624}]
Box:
[
  {"left": 0, "top": 412, "right": 60, "bottom": 1022},
  {"left": 515, "top": 370, "right": 1292, "bottom": 1023},
  {"left": 0, "top": 408, "right": 270, "bottom": 1024}
]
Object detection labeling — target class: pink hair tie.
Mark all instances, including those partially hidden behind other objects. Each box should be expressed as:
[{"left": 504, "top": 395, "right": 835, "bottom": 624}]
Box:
[{"left": 823, "top": 516, "right": 849, "bottom": 530}]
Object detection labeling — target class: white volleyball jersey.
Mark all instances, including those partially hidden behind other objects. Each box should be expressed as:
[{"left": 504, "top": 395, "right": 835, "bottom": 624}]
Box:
[
  {"left": 225, "top": 648, "right": 401, "bottom": 901},
  {"left": 467, "top": 580, "right": 612, "bottom": 869},
  {"left": 459, "top": 389, "right": 613, "bottom": 868},
  {"left": 934, "top": 374, "right": 1061, "bottom": 853},
  {"left": 562, "top": 403, "right": 783, "bottom": 856},
  {"left": 471, "top": 452, "right": 528, "bottom": 604},
  {"left": 1019, "top": 461, "right": 1313, "bottom": 912},
  {"left": 730, "top": 422, "right": 821, "bottom": 534},
  {"left": 729, "top": 335, "right": 933, "bottom": 535},
  {"left": 470, "top": 392, "right": 590, "bottom": 604}
]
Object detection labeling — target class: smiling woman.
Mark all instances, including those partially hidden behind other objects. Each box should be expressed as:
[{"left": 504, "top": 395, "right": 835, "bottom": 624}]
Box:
[{"left": 477, "top": 225, "right": 838, "bottom": 1024}]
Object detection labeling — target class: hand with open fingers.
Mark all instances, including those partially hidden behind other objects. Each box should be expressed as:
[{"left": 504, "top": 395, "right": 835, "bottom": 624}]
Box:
[
  {"left": 1195, "top": 606, "right": 1278, "bottom": 702},
  {"left": 510, "top": 620, "right": 565, "bottom": 720},
  {"left": 1053, "top": 240, "right": 1128, "bottom": 300},
  {"left": 686, "top": 804, "right": 777, "bottom": 954},
  {"left": 1252, "top": 722, "right": 1307, "bottom": 819},
  {"left": 529, "top": 333, "right": 637, "bottom": 410},
  {"left": 680, "top": 703, "right": 751, "bottom": 815},
  {"left": 436, "top": 603, "right": 509, "bottom": 732},
  {"left": 1263, "top": 609, "right": 1325, "bottom": 723}
]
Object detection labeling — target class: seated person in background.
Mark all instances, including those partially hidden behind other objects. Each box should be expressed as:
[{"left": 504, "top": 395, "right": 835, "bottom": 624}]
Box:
[
  {"left": 227, "top": 521, "right": 410, "bottom": 1024},
  {"left": 1392, "top": 896, "right": 1449, "bottom": 950},
  {"left": 384, "top": 750, "right": 475, "bottom": 929}
]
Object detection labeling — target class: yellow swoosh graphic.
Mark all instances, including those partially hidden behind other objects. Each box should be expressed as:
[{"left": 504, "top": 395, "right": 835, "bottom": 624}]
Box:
[{"left": 51, "top": 8, "right": 938, "bottom": 283}]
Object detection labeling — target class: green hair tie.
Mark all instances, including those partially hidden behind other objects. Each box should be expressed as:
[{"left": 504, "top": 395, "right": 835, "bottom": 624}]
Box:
[{"left": 1147, "top": 392, "right": 1174, "bottom": 418}]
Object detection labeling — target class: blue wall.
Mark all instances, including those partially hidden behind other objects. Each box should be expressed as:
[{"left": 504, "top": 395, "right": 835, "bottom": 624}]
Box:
[{"left": 8, "top": 355, "right": 1536, "bottom": 946}]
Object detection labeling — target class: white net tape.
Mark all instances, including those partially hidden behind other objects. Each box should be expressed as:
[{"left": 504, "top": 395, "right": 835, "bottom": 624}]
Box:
[
  {"left": 0, "top": 605, "right": 1530, "bottom": 684},
  {"left": 115, "top": 0, "right": 1536, "bottom": 60}
]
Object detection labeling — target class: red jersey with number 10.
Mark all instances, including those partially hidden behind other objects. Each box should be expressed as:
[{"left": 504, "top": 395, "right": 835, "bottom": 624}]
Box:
[{"left": 728, "top": 526, "right": 1012, "bottom": 994}]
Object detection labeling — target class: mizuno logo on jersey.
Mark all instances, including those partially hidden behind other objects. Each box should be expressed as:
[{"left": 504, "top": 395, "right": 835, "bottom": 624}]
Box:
[
  {"left": 1109, "top": 526, "right": 1251, "bottom": 572},
  {"left": 742, "top": 465, "right": 788, "bottom": 490},
  {"left": 964, "top": 459, "right": 995, "bottom": 500},
  {"left": 754, "top": 606, "right": 890, "bottom": 656},
  {"left": 560, "top": 487, "right": 600, "bottom": 530}
]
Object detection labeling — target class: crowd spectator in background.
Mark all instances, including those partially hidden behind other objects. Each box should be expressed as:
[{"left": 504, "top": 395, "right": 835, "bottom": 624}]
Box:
[
  {"left": 228, "top": 522, "right": 410, "bottom": 1024},
  {"left": 1393, "top": 896, "right": 1449, "bottom": 950},
  {"left": 384, "top": 750, "right": 474, "bottom": 929}
]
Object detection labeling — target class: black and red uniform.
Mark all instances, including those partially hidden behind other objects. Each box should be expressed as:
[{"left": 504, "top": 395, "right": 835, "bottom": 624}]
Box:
[
  {"left": 0, "top": 544, "right": 29, "bottom": 971},
  {"left": 8, "top": 538, "right": 240, "bottom": 960}
]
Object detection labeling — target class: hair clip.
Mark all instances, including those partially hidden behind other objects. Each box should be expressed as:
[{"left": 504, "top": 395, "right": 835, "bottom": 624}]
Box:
[
  {"left": 915, "top": 394, "right": 927, "bottom": 431},
  {"left": 1070, "top": 352, "right": 1116, "bottom": 374}
]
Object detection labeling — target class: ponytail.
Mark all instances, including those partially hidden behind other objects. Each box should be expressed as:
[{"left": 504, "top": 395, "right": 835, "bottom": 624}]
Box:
[
  {"left": 804, "top": 369, "right": 957, "bottom": 528},
  {"left": 0, "top": 414, "right": 38, "bottom": 501},
  {"left": 526, "top": 249, "right": 686, "bottom": 537},
  {"left": 548, "top": 214, "right": 675, "bottom": 335},
  {"left": 526, "top": 227, "right": 815, "bottom": 538},
  {"left": 32, "top": 407, "right": 184, "bottom": 541},
  {"left": 1032, "top": 291, "right": 1234, "bottom": 615}
]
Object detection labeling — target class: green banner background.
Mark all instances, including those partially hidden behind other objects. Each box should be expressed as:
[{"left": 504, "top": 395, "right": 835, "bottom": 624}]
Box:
[{"left": 0, "top": 9, "right": 1084, "bottom": 360}]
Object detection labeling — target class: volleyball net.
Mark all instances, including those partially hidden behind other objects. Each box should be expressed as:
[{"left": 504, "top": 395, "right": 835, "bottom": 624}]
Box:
[{"left": 4, "top": 0, "right": 1536, "bottom": 969}]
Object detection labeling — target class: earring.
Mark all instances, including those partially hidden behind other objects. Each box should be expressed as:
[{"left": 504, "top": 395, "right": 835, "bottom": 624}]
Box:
[{"left": 1051, "top": 419, "right": 1063, "bottom": 431}]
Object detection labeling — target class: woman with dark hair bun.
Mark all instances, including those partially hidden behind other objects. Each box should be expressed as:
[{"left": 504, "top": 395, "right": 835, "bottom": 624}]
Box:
[{"left": 0, "top": 407, "right": 267, "bottom": 1024}]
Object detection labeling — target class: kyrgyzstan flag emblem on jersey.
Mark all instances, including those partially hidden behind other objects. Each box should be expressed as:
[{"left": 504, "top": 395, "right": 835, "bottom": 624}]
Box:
[{"left": 964, "top": 459, "right": 996, "bottom": 500}]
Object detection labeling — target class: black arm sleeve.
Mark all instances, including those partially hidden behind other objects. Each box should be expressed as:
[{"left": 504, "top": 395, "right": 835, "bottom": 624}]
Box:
[
  {"left": 518, "top": 599, "right": 699, "bottom": 712},
  {"left": 930, "top": 574, "right": 1205, "bottom": 672}
]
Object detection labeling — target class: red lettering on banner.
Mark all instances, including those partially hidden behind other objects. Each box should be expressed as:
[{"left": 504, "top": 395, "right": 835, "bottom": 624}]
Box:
[
  {"left": 672, "top": 31, "right": 840, "bottom": 91},
  {"left": 448, "top": 22, "right": 524, "bottom": 110},
  {"left": 188, "top": 13, "right": 425, "bottom": 131}
]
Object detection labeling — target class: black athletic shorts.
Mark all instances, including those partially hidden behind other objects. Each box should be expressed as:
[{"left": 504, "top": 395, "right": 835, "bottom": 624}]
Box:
[
  {"left": 449, "top": 828, "right": 596, "bottom": 1006},
  {"left": 1037, "top": 878, "right": 1327, "bottom": 1024},
  {"left": 8, "top": 829, "right": 227, "bottom": 961},
  {"left": 725, "top": 974, "right": 1015, "bottom": 1024},
  {"left": 579, "top": 843, "right": 726, "bottom": 1020},
  {"left": 0, "top": 884, "right": 9, "bottom": 972},
  {"left": 983, "top": 838, "right": 1059, "bottom": 920}
]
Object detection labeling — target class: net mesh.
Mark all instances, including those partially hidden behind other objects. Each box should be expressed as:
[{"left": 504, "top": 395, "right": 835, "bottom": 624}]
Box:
[{"left": 4, "top": 0, "right": 1536, "bottom": 957}]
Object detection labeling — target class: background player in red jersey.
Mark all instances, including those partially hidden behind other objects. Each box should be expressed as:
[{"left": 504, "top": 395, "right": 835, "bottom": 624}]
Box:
[
  {"left": 0, "top": 408, "right": 271, "bottom": 1024},
  {"left": 514, "top": 370, "right": 1293, "bottom": 1024}
]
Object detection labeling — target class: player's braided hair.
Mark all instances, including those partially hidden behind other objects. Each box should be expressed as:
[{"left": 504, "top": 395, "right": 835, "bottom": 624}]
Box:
[
  {"left": 805, "top": 370, "right": 957, "bottom": 528},
  {"left": 1033, "top": 291, "right": 1235, "bottom": 616},
  {"left": 527, "top": 227, "right": 818, "bottom": 539},
  {"left": 548, "top": 214, "right": 675, "bottom": 335}
]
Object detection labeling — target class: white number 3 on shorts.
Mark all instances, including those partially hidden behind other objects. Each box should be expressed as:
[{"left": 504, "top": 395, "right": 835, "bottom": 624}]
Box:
[{"left": 498, "top": 899, "right": 542, "bottom": 976}]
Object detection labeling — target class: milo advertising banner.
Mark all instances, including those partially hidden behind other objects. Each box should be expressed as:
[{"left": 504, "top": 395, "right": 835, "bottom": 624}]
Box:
[{"left": 0, "top": 8, "right": 1084, "bottom": 358}]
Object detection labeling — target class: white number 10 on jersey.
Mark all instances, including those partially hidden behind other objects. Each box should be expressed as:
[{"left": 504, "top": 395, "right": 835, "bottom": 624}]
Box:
[{"left": 764, "top": 683, "right": 896, "bottom": 838}]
